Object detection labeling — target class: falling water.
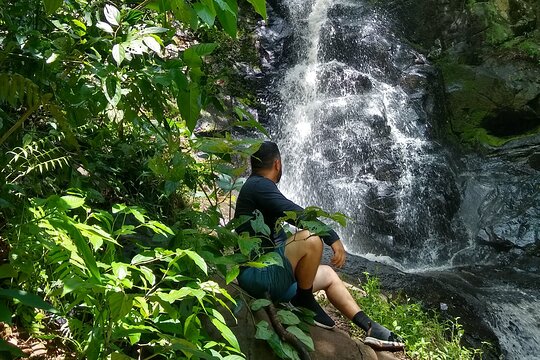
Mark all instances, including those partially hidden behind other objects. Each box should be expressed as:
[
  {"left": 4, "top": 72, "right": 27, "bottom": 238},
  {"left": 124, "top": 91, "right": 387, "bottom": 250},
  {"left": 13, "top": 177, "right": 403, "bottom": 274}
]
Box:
[
  {"left": 262, "top": 0, "right": 540, "bottom": 358},
  {"left": 271, "top": 0, "right": 460, "bottom": 267}
]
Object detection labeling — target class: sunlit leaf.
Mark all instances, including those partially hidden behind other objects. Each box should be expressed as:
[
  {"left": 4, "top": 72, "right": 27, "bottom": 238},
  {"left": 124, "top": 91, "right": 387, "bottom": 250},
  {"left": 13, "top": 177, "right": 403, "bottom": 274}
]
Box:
[
  {"left": 72, "top": 19, "right": 86, "bottom": 31},
  {"left": 104, "top": 4, "right": 121, "bottom": 26},
  {"left": 97, "top": 21, "right": 114, "bottom": 34},
  {"left": 157, "top": 288, "right": 205, "bottom": 303},
  {"left": 138, "top": 266, "right": 156, "bottom": 286},
  {"left": 131, "top": 253, "right": 155, "bottom": 265},
  {"left": 143, "top": 36, "right": 161, "bottom": 53},
  {"left": 112, "top": 262, "right": 129, "bottom": 280},
  {"left": 108, "top": 291, "right": 133, "bottom": 321},
  {"left": 180, "top": 249, "right": 208, "bottom": 274},
  {"left": 112, "top": 44, "right": 125, "bottom": 65},
  {"left": 60, "top": 195, "right": 85, "bottom": 209},
  {"left": 211, "top": 318, "right": 240, "bottom": 351},
  {"left": 104, "top": 76, "right": 122, "bottom": 106},
  {"left": 225, "top": 265, "right": 239, "bottom": 284},
  {"left": 246, "top": 0, "right": 266, "bottom": 20},
  {"left": 140, "top": 27, "right": 169, "bottom": 34}
]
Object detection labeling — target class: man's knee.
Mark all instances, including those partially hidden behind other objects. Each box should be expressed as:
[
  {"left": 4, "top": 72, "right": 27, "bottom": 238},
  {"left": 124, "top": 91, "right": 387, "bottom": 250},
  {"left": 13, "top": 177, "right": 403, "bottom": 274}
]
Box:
[
  {"left": 319, "top": 265, "right": 340, "bottom": 283},
  {"left": 289, "top": 230, "right": 323, "bottom": 248}
]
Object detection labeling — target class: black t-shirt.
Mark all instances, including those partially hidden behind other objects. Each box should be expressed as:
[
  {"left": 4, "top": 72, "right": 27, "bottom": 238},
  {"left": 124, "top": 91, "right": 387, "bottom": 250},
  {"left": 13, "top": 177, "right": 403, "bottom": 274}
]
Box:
[{"left": 234, "top": 174, "right": 340, "bottom": 249}]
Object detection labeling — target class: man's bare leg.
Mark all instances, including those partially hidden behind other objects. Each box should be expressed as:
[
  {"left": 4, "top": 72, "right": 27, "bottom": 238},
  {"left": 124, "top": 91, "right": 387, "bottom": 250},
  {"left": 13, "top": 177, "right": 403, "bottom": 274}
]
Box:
[
  {"left": 313, "top": 265, "right": 404, "bottom": 349},
  {"left": 312, "top": 265, "right": 360, "bottom": 319},
  {"left": 283, "top": 230, "right": 323, "bottom": 289}
]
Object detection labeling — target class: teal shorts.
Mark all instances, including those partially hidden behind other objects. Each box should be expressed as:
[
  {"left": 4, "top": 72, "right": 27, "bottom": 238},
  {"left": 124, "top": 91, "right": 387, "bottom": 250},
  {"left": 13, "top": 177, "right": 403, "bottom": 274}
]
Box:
[{"left": 237, "top": 243, "right": 297, "bottom": 302}]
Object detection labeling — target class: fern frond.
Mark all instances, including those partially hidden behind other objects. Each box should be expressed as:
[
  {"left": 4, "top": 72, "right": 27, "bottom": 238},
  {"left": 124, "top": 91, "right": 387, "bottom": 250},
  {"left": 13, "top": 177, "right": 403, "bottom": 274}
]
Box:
[
  {"left": 0, "top": 73, "right": 79, "bottom": 150},
  {"left": 3, "top": 133, "right": 71, "bottom": 183},
  {"left": 0, "top": 73, "right": 40, "bottom": 109}
]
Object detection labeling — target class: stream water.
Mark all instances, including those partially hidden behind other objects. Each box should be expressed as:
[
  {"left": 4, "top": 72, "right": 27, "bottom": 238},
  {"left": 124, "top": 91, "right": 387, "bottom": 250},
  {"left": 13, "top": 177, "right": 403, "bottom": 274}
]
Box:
[{"left": 260, "top": 0, "right": 540, "bottom": 358}]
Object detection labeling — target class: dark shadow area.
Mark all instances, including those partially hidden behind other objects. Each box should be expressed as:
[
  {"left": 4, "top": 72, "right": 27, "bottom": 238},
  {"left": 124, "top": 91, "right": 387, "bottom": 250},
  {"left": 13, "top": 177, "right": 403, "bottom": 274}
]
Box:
[{"left": 482, "top": 108, "right": 540, "bottom": 137}]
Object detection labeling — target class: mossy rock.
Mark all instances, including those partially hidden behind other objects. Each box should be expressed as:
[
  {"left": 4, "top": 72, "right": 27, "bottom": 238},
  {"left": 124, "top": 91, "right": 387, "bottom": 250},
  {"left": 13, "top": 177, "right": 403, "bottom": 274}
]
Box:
[{"left": 440, "top": 62, "right": 540, "bottom": 147}]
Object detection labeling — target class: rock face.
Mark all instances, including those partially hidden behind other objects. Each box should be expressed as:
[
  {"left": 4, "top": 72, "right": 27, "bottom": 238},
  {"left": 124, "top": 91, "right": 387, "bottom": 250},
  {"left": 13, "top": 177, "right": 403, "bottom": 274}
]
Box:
[{"left": 376, "top": 0, "right": 540, "bottom": 147}]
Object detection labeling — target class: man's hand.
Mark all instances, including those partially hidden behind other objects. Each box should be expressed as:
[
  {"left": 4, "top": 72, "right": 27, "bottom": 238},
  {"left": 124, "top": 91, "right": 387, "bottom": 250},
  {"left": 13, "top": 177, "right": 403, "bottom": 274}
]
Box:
[{"left": 330, "top": 240, "right": 346, "bottom": 268}]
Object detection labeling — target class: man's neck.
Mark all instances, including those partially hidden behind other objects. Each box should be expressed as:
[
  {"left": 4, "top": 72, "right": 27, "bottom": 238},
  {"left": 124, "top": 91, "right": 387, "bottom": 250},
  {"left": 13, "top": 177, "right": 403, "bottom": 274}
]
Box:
[{"left": 252, "top": 171, "right": 276, "bottom": 183}]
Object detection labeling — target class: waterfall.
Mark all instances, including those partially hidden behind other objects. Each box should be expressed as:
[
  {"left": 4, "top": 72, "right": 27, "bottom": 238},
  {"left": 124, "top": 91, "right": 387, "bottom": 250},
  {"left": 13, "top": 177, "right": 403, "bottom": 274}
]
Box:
[
  {"left": 270, "top": 0, "right": 460, "bottom": 267},
  {"left": 262, "top": 1, "right": 540, "bottom": 358}
]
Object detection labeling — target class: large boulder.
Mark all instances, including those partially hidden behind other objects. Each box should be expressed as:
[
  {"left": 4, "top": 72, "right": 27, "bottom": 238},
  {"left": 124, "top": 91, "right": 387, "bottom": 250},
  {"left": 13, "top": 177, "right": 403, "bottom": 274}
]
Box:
[{"left": 208, "top": 279, "right": 403, "bottom": 360}]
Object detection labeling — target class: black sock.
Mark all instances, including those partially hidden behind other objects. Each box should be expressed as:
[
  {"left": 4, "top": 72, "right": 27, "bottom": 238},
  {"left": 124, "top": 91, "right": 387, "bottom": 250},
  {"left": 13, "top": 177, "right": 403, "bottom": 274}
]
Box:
[
  {"left": 291, "top": 287, "right": 317, "bottom": 308},
  {"left": 352, "top": 311, "right": 400, "bottom": 342},
  {"left": 291, "top": 287, "right": 335, "bottom": 328}
]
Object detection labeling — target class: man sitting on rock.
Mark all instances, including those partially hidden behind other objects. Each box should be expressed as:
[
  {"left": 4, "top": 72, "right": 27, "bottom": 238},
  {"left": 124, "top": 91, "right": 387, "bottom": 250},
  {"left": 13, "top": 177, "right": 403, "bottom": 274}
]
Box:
[{"left": 234, "top": 141, "right": 405, "bottom": 351}]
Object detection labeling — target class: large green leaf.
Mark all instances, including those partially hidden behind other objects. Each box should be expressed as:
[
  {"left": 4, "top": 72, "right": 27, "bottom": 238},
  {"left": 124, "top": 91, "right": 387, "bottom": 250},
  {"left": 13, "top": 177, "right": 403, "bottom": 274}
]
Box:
[
  {"left": 249, "top": 210, "right": 270, "bottom": 237},
  {"left": 108, "top": 292, "right": 133, "bottom": 321},
  {"left": 0, "top": 264, "right": 17, "bottom": 279},
  {"left": 168, "top": 338, "right": 218, "bottom": 359},
  {"left": 51, "top": 219, "right": 102, "bottom": 283},
  {"left": 225, "top": 265, "right": 239, "bottom": 284},
  {"left": 277, "top": 309, "right": 300, "bottom": 325},
  {"left": 156, "top": 287, "right": 205, "bottom": 303},
  {"left": 171, "top": 0, "right": 198, "bottom": 29},
  {"left": 0, "top": 289, "right": 58, "bottom": 314},
  {"left": 214, "top": 0, "right": 237, "bottom": 37},
  {"left": 211, "top": 318, "right": 240, "bottom": 351},
  {"left": 0, "top": 300, "right": 12, "bottom": 324},
  {"left": 193, "top": 2, "right": 216, "bottom": 26},
  {"left": 43, "top": 0, "right": 63, "bottom": 15},
  {"left": 255, "top": 320, "right": 274, "bottom": 340},
  {"left": 179, "top": 249, "right": 208, "bottom": 274},
  {"left": 250, "top": 298, "right": 271, "bottom": 311},
  {"left": 177, "top": 83, "right": 202, "bottom": 133},
  {"left": 59, "top": 195, "right": 85, "bottom": 209},
  {"left": 246, "top": 0, "right": 266, "bottom": 20},
  {"left": 286, "top": 326, "right": 314, "bottom": 351},
  {"left": 238, "top": 236, "right": 261, "bottom": 256}
]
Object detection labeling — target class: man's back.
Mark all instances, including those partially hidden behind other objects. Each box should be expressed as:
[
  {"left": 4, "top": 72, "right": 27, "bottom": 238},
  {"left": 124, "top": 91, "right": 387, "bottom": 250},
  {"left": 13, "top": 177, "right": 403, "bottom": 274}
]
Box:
[{"left": 234, "top": 174, "right": 302, "bottom": 247}]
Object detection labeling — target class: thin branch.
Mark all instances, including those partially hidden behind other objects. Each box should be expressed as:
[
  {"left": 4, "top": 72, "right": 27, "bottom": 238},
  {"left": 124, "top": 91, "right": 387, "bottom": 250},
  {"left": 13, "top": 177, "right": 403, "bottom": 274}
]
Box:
[
  {"left": 0, "top": 103, "right": 40, "bottom": 146},
  {"left": 264, "top": 292, "right": 311, "bottom": 360}
]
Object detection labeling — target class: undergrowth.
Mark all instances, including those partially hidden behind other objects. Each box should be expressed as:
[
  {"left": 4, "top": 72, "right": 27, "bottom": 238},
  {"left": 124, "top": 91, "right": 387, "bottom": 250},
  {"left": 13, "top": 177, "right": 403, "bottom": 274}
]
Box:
[{"left": 349, "top": 274, "right": 487, "bottom": 360}]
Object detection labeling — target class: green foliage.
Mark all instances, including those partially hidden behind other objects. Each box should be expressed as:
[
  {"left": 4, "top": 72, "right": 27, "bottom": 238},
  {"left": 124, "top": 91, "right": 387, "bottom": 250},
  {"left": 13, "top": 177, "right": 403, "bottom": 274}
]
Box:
[
  {"left": 276, "top": 206, "right": 349, "bottom": 240},
  {"left": 252, "top": 300, "right": 315, "bottom": 360},
  {"left": 3, "top": 194, "right": 252, "bottom": 359},
  {"left": 350, "top": 274, "right": 486, "bottom": 360},
  {"left": 0, "top": 0, "right": 270, "bottom": 358}
]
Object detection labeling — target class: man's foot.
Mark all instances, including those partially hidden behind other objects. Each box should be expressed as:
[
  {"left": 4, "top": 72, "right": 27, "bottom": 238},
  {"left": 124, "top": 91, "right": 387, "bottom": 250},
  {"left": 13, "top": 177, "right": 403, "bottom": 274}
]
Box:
[
  {"left": 364, "top": 322, "right": 405, "bottom": 351},
  {"left": 290, "top": 292, "right": 335, "bottom": 329}
]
